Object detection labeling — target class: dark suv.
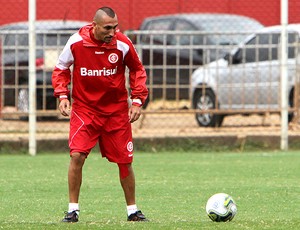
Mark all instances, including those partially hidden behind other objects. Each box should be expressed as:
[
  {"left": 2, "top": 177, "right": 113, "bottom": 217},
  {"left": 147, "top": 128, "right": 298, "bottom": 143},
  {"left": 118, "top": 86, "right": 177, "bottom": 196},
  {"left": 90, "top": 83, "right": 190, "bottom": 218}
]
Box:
[
  {"left": 0, "top": 20, "right": 88, "bottom": 117},
  {"left": 130, "top": 13, "right": 264, "bottom": 103}
]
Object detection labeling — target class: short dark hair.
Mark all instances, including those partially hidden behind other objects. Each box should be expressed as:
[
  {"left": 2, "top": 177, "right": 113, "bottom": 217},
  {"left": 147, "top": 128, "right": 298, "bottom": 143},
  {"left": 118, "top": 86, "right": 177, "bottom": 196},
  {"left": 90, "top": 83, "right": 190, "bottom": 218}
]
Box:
[{"left": 98, "top": 7, "right": 116, "bottom": 18}]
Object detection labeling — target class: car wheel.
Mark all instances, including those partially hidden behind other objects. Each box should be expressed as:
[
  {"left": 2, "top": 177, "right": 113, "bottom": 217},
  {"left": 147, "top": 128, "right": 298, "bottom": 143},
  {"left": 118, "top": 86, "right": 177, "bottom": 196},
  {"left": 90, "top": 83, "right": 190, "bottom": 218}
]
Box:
[
  {"left": 17, "top": 89, "right": 29, "bottom": 112},
  {"left": 193, "top": 88, "right": 224, "bottom": 127}
]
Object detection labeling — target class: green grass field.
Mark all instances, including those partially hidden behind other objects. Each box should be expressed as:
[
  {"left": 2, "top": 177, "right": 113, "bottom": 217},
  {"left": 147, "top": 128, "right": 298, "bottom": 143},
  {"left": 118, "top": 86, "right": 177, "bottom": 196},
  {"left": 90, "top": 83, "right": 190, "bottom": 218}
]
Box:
[{"left": 0, "top": 151, "right": 300, "bottom": 229}]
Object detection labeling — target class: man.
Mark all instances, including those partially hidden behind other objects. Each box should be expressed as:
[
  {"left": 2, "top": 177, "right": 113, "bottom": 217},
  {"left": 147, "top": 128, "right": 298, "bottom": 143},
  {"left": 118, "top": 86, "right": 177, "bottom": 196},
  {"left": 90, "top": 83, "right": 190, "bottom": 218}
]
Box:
[{"left": 52, "top": 7, "right": 148, "bottom": 222}]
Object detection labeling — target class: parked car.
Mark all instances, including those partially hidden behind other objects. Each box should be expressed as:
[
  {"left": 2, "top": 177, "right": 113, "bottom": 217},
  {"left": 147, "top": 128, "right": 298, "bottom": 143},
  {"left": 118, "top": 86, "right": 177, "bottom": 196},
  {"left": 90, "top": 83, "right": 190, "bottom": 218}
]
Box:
[
  {"left": 134, "top": 13, "right": 264, "bottom": 103},
  {"left": 191, "top": 24, "right": 300, "bottom": 127},
  {"left": 0, "top": 20, "right": 89, "bottom": 117}
]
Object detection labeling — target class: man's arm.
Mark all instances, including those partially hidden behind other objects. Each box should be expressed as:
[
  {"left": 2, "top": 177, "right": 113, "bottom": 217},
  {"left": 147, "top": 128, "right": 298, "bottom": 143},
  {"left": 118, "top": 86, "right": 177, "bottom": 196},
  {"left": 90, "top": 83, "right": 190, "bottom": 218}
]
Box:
[
  {"left": 52, "top": 36, "right": 75, "bottom": 116},
  {"left": 123, "top": 36, "right": 148, "bottom": 106}
]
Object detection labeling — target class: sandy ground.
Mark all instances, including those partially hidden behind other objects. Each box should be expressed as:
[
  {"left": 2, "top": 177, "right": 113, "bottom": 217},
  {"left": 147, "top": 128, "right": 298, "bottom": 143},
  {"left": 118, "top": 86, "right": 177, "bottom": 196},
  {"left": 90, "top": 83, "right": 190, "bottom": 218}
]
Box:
[{"left": 0, "top": 112, "right": 299, "bottom": 141}]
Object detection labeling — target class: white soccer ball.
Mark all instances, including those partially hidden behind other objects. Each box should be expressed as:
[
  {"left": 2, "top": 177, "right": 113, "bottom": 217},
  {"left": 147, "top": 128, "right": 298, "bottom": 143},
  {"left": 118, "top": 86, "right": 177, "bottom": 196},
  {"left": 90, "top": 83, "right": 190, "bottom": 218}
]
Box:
[{"left": 205, "top": 193, "right": 237, "bottom": 222}]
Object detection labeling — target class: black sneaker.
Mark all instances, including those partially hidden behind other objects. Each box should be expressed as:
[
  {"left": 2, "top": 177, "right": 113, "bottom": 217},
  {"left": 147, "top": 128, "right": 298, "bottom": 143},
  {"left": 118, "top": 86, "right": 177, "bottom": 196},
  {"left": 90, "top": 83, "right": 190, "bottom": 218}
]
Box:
[
  {"left": 127, "top": 210, "right": 148, "bottom": 221},
  {"left": 62, "top": 210, "right": 79, "bottom": 223}
]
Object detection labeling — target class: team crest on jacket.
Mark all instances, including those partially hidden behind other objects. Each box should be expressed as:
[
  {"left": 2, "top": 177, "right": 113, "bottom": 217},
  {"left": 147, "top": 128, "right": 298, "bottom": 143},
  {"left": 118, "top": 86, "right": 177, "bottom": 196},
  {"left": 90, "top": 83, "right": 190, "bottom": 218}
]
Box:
[{"left": 108, "top": 53, "right": 118, "bottom": 63}]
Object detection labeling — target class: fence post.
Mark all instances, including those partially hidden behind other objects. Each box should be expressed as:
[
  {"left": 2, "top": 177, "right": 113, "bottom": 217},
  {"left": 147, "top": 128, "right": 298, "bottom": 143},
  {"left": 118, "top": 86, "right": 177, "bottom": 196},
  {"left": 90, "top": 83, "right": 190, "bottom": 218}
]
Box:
[
  {"left": 280, "top": 0, "right": 289, "bottom": 151},
  {"left": 28, "top": 0, "right": 37, "bottom": 156}
]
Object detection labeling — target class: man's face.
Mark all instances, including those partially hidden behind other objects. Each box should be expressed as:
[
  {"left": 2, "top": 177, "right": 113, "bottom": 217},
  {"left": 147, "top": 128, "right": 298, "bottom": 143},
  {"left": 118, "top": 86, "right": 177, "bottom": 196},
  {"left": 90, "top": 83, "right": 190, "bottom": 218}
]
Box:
[{"left": 93, "top": 14, "right": 118, "bottom": 43}]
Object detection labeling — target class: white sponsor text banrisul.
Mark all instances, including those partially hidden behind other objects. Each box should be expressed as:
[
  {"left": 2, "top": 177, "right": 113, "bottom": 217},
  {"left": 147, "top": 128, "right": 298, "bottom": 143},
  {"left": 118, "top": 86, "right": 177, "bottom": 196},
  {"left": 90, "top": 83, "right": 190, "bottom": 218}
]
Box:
[{"left": 80, "top": 67, "right": 117, "bottom": 76}]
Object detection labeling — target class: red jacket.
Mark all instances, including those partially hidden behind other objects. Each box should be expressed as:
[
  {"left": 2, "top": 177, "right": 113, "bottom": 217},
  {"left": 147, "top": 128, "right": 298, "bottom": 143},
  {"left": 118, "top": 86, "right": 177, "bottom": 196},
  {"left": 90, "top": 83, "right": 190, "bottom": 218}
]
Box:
[{"left": 52, "top": 24, "right": 148, "bottom": 115}]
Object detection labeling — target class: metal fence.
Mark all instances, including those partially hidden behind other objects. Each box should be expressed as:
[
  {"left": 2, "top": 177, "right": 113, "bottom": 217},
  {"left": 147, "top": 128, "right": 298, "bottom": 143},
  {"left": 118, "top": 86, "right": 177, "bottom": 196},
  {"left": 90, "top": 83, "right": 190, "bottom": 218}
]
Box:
[
  {"left": 0, "top": 29, "right": 62, "bottom": 118},
  {"left": 1, "top": 29, "right": 299, "bottom": 122},
  {"left": 0, "top": 6, "right": 300, "bottom": 153},
  {"left": 128, "top": 29, "right": 300, "bottom": 126},
  {"left": 0, "top": 21, "right": 89, "bottom": 119}
]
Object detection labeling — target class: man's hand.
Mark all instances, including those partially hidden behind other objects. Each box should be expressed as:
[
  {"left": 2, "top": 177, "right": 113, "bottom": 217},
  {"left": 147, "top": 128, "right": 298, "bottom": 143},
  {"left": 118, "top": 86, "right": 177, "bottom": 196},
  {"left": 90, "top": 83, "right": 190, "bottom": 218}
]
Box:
[
  {"left": 59, "top": 99, "right": 71, "bottom": 116},
  {"left": 128, "top": 105, "right": 141, "bottom": 123}
]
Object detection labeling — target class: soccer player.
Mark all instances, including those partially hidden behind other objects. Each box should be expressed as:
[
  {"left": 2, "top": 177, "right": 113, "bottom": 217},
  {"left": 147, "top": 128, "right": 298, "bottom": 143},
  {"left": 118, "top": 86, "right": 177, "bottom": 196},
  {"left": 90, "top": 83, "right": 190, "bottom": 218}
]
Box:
[{"left": 52, "top": 6, "right": 148, "bottom": 222}]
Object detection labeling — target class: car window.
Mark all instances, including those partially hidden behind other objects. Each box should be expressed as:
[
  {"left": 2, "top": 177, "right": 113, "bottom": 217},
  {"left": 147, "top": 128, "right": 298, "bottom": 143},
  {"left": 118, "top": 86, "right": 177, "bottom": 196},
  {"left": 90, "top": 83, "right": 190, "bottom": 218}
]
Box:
[
  {"left": 146, "top": 19, "right": 171, "bottom": 30},
  {"left": 4, "top": 33, "right": 69, "bottom": 47},
  {"left": 141, "top": 19, "right": 172, "bottom": 44},
  {"left": 234, "top": 33, "right": 280, "bottom": 63},
  {"left": 233, "top": 31, "right": 300, "bottom": 64},
  {"left": 287, "top": 32, "right": 299, "bottom": 58},
  {"left": 45, "top": 33, "right": 70, "bottom": 46},
  {"left": 171, "top": 20, "right": 203, "bottom": 45},
  {"left": 4, "top": 34, "right": 30, "bottom": 46}
]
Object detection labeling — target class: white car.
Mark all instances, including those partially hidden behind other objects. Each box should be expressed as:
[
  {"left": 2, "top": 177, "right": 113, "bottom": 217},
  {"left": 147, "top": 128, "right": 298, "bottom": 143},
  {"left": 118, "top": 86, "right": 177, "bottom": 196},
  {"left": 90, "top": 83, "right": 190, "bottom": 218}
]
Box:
[{"left": 191, "top": 24, "right": 300, "bottom": 127}]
